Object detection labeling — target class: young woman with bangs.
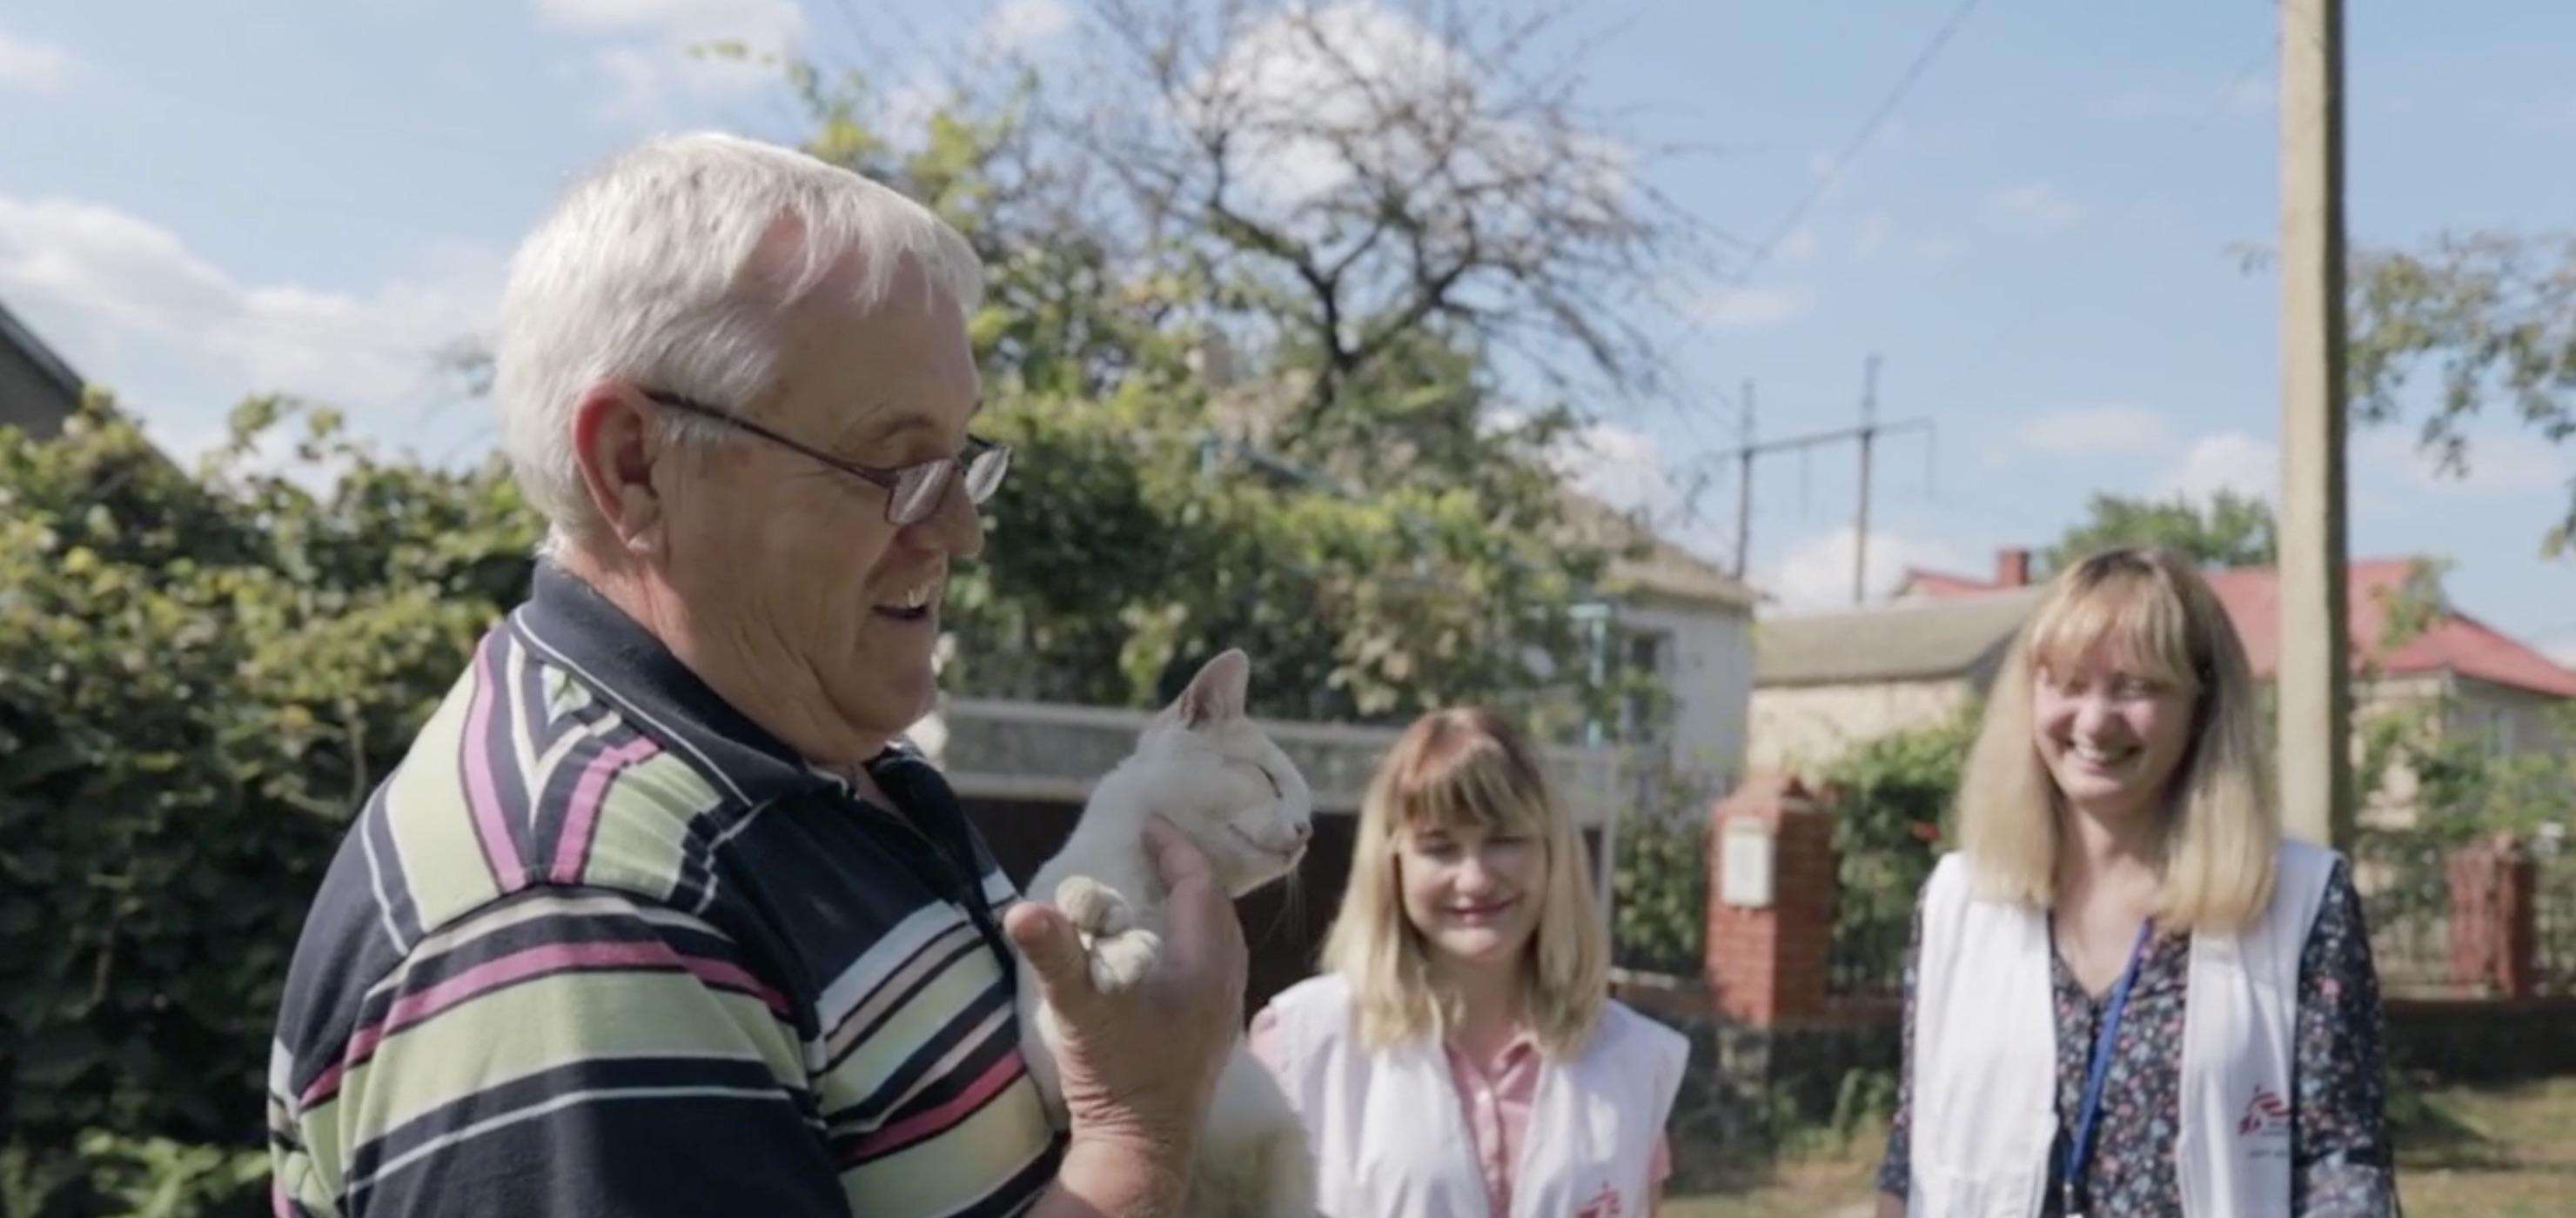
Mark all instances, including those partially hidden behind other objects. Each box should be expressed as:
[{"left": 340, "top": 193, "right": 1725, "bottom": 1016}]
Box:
[
  {"left": 1876, "top": 547, "right": 2393, "bottom": 1216},
  {"left": 1251, "top": 706, "right": 1690, "bottom": 1217}
]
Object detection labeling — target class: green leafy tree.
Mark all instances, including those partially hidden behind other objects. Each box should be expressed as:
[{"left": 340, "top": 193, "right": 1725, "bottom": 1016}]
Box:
[
  {"left": 2345, "top": 231, "right": 2576, "bottom": 554},
  {"left": 760, "top": 54, "right": 1647, "bottom": 730},
  {"left": 4, "top": 25, "right": 1691, "bottom": 1205},
  {"left": 2045, "top": 491, "right": 2277, "bottom": 572},
  {"left": 0, "top": 397, "right": 538, "bottom": 1214}
]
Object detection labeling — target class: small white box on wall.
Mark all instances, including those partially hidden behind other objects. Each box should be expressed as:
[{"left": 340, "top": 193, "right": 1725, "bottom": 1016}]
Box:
[{"left": 1720, "top": 817, "right": 1774, "bottom": 908}]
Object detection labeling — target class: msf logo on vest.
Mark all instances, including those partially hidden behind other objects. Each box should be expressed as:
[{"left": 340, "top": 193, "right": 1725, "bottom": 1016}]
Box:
[{"left": 2237, "top": 1082, "right": 2291, "bottom": 1158}]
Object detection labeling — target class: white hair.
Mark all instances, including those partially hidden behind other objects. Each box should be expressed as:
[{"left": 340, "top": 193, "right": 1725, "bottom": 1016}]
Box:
[{"left": 493, "top": 131, "right": 984, "bottom": 548}]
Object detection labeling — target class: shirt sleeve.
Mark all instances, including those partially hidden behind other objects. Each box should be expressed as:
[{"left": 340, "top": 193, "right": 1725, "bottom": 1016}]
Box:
[
  {"left": 273, "top": 887, "right": 848, "bottom": 1218},
  {"left": 1875, "top": 890, "right": 1925, "bottom": 1200},
  {"left": 2290, "top": 860, "right": 2397, "bottom": 1216}
]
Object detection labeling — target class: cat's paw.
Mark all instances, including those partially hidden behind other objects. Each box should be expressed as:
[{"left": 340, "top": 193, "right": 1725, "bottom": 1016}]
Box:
[
  {"left": 1086, "top": 926, "right": 1161, "bottom": 994},
  {"left": 1054, "top": 875, "right": 1135, "bottom": 936},
  {"left": 1055, "top": 875, "right": 1159, "bottom": 994}
]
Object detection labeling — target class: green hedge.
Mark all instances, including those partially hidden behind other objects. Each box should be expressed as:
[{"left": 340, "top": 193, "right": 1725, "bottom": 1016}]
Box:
[{"left": 0, "top": 398, "right": 538, "bottom": 1215}]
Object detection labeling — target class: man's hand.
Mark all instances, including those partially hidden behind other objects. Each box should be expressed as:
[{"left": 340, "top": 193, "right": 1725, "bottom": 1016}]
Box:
[{"left": 1011, "top": 816, "right": 1246, "bottom": 1216}]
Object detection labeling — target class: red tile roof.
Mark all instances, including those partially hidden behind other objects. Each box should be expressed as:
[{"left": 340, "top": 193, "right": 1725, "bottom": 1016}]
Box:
[
  {"left": 1895, "top": 567, "right": 2000, "bottom": 599},
  {"left": 1903, "top": 558, "right": 2576, "bottom": 699}
]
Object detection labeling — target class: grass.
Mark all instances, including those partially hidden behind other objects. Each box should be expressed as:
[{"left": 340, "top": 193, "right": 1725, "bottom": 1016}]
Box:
[{"left": 1663, "top": 1075, "right": 2576, "bottom": 1218}]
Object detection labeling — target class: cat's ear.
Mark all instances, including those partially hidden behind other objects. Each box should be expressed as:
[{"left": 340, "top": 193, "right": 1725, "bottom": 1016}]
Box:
[{"left": 1171, "top": 649, "right": 1251, "bottom": 727}]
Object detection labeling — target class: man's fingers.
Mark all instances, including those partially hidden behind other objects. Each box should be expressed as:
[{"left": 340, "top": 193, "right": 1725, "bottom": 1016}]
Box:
[
  {"left": 1003, "top": 900, "right": 1090, "bottom": 1006},
  {"left": 1142, "top": 814, "right": 1217, "bottom": 894},
  {"left": 1144, "top": 816, "right": 1246, "bottom": 983}
]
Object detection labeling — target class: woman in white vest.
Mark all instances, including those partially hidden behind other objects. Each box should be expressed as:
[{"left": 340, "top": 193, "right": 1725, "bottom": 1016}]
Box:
[
  {"left": 1875, "top": 547, "right": 2393, "bottom": 1216},
  {"left": 1250, "top": 706, "right": 1690, "bottom": 1217}
]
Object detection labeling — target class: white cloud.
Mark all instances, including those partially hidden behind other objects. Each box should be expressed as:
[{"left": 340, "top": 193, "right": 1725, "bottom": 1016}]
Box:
[
  {"left": 1556, "top": 421, "right": 1680, "bottom": 520},
  {"left": 1173, "top": 0, "right": 1634, "bottom": 265},
  {"left": 2540, "top": 631, "right": 2576, "bottom": 671},
  {"left": 1983, "top": 182, "right": 2083, "bottom": 236},
  {"left": 2156, "top": 432, "right": 2278, "bottom": 505},
  {"left": 1551, "top": 418, "right": 1735, "bottom": 568},
  {"left": 0, "top": 26, "right": 77, "bottom": 93},
  {"left": 2358, "top": 430, "right": 2574, "bottom": 495},
  {"left": 2020, "top": 404, "right": 2173, "bottom": 456},
  {"left": 1186, "top": 3, "right": 1467, "bottom": 208},
  {"left": 534, "top": 0, "right": 795, "bottom": 38},
  {"left": 1777, "top": 226, "right": 1820, "bottom": 263},
  {"left": 979, "top": 0, "right": 1075, "bottom": 55},
  {"left": 533, "top": 0, "right": 802, "bottom": 121},
  {"left": 1764, "top": 525, "right": 1970, "bottom": 611},
  {"left": 1693, "top": 284, "right": 1815, "bottom": 329},
  {"left": 0, "top": 194, "right": 501, "bottom": 456}
]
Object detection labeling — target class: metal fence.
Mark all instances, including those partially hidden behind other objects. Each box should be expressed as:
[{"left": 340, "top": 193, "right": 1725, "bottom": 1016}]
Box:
[
  {"left": 2352, "top": 829, "right": 2576, "bottom": 998},
  {"left": 2351, "top": 830, "right": 2464, "bottom": 995},
  {"left": 2538, "top": 847, "right": 2576, "bottom": 994}
]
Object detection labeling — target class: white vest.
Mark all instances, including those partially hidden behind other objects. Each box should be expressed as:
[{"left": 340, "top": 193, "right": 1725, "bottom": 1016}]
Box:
[
  {"left": 1263, "top": 974, "right": 1689, "bottom": 1218},
  {"left": 1907, "top": 840, "right": 2336, "bottom": 1217}
]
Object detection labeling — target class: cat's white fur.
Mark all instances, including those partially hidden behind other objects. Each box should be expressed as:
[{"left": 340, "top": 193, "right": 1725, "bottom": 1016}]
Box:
[{"left": 1015, "top": 649, "right": 1318, "bottom": 1218}]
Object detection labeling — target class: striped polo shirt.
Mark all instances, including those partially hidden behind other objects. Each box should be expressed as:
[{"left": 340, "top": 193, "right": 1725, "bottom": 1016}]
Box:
[{"left": 267, "top": 563, "right": 1061, "bottom": 1216}]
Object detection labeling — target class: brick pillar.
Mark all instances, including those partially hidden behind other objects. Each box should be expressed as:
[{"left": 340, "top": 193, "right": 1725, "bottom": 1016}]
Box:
[
  {"left": 1704, "top": 773, "right": 1838, "bottom": 1027},
  {"left": 2447, "top": 836, "right": 2538, "bottom": 998}
]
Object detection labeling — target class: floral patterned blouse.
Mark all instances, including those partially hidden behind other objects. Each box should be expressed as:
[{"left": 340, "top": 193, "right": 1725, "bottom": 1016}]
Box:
[{"left": 1875, "top": 860, "right": 2395, "bottom": 1215}]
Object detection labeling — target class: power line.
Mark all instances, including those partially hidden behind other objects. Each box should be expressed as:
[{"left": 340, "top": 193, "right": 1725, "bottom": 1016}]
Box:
[
  {"left": 1668, "top": 0, "right": 1982, "bottom": 552},
  {"left": 1730, "top": 0, "right": 1986, "bottom": 286}
]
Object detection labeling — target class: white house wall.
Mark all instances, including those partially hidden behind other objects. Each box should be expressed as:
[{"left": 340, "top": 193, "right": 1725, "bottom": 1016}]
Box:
[
  {"left": 1747, "top": 678, "right": 1976, "bottom": 778},
  {"left": 1621, "top": 597, "right": 1754, "bottom": 785}
]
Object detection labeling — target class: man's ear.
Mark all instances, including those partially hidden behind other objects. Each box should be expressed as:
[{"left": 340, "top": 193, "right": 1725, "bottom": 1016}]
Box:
[{"left": 570, "top": 384, "right": 666, "bottom": 553}]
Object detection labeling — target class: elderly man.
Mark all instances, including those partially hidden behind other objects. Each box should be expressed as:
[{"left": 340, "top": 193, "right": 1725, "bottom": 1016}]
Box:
[{"left": 266, "top": 133, "right": 1243, "bottom": 1216}]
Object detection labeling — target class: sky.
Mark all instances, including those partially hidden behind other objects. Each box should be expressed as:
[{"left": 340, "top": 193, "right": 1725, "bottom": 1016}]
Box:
[{"left": 4, "top": 0, "right": 2575, "bottom": 656}]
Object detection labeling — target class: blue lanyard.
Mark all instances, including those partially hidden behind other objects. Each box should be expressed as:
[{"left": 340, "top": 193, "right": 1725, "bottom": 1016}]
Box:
[{"left": 2061, "top": 920, "right": 2153, "bottom": 1217}]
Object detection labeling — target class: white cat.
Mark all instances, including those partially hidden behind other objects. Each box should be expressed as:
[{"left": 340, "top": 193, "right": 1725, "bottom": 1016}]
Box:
[{"left": 1015, "top": 649, "right": 1318, "bottom": 1218}]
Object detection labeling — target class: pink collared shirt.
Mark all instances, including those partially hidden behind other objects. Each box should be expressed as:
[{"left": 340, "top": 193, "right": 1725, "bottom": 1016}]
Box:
[{"left": 1249, "top": 1007, "right": 1672, "bottom": 1215}]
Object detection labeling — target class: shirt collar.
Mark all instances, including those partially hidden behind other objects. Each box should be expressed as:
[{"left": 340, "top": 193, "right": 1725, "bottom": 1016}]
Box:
[{"left": 509, "top": 560, "right": 850, "bottom": 806}]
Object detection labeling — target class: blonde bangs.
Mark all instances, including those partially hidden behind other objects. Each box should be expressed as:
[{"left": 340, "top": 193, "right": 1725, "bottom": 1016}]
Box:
[
  {"left": 2025, "top": 567, "right": 2201, "bottom": 695},
  {"left": 1320, "top": 707, "right": 1608, "bottom": 1058},
  {"left": 1393, "top": 740, "right": 1551, "bottom": 840},
  {"left": 1955, "top": 547, "right": 2279, "bottom": 932}
]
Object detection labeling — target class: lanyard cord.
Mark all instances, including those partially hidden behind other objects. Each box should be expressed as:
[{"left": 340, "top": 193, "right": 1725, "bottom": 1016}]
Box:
[{"left": 2061, "top": 919, "right": 2154, "bottom": 1215}]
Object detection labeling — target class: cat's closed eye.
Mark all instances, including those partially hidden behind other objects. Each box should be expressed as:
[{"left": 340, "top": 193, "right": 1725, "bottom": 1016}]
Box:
[{"left": 1231, "top": 759, "right": 1283, "bottom": 799}]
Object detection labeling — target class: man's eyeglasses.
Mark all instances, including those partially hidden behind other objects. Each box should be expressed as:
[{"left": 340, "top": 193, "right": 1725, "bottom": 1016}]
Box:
[{"left": 641, "top": 390, "right": 1010, "bottom": 527}]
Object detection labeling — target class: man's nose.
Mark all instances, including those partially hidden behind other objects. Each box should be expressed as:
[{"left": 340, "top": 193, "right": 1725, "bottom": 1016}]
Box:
[{"left": 907, "top": 471, "right": 985, "bottom": 559}]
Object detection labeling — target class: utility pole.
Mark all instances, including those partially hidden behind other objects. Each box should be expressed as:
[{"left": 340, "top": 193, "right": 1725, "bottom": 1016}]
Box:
[
  {"left": 1853, "top": 355, "right": 1882, "bottom": 606},
  {"left": 1734, "top": 381, "right": 1755, "bottom": 579},
  {"left": 2278, "top": 0, "right": 2352, "bottom": 849}
]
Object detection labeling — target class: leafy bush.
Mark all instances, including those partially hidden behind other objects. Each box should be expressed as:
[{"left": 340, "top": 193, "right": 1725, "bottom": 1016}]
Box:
[
  {"left": 1815, "top": 708, "right": 1978, "bottom": 994},
  {"left": 1612, "top": 799, "right": 1711, "bottom": 975},
  {"left": 0, "top": 396, "right": 540, "bottom": 1211}
]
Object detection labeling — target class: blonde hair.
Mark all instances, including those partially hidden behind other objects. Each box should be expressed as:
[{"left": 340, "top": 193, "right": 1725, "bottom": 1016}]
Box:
[
  {"left": 1954, "top": 546, "right": 2278, "bottom": 931},
  {"left": 1320, "top": 707, "right": 1609, "bottom": 1056}
]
